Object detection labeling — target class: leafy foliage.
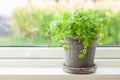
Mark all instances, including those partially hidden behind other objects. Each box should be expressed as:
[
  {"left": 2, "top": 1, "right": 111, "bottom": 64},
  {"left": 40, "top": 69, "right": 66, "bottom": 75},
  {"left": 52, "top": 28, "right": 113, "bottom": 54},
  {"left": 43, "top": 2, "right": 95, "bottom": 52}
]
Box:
[
  {"left": 49, "top": 9, "right": 108, "bottom": 58},
  {"left": 103, "top": 11, "right": 120, "bottom": 46},
  {"left": 12, "top": 5, "right": 56, "bottom": 45}
]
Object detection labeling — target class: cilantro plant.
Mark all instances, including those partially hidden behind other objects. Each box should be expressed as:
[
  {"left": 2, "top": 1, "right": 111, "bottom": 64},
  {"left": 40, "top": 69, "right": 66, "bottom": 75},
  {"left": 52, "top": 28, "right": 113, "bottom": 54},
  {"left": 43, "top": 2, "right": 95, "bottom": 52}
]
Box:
[{"left": 49, "top": 9, "right": 108, "bottom": 58}]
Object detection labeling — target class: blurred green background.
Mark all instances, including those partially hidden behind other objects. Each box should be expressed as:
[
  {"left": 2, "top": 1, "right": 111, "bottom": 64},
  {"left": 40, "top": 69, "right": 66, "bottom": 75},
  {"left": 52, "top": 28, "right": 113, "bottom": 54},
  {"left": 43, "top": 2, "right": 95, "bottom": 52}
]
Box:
[{"left": 0, "top": 0, "right": 120, "bottom": 46}]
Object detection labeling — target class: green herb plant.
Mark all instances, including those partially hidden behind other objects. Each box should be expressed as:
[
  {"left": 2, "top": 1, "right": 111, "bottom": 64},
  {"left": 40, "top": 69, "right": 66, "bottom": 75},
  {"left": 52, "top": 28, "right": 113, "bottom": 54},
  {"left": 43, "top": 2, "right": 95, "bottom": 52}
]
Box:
[{"left": 49, "top": 9, "right": 108, "bottom": 58}]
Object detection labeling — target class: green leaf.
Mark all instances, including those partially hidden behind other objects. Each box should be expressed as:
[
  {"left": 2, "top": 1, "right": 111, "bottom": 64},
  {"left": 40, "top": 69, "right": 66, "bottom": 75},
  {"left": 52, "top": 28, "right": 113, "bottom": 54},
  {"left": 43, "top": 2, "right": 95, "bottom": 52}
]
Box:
[
  {"left": 78, "top": 54, "right": 85, "bottom": 58},
  {"left": 63, "top": 46, "right": 69, "bottom": 51}
]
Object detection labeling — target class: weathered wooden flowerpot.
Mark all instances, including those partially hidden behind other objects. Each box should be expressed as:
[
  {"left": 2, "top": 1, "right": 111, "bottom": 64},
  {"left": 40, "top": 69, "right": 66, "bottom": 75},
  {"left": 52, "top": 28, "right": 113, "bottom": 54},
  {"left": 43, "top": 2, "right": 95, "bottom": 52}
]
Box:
[{"left": 63, "top": 39, "right": 97, "bottom": 74}]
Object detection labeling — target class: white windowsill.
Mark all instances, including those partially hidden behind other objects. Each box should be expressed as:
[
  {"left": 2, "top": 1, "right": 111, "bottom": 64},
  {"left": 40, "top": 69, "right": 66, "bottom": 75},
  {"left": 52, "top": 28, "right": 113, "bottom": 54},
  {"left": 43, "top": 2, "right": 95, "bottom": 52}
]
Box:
[
  {"left": 0, "top": 67, "right": 119, "bottom": 80},
  {"left": 0, "top": 47, "right": 119, "bottom": 79}
]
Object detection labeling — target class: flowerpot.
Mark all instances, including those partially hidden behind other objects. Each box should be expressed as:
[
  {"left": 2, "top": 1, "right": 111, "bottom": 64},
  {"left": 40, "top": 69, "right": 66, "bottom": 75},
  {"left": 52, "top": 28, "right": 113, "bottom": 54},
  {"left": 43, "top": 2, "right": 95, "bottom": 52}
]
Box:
[{"left": 63, "top": 38, "right": 97, "bottom": 74}]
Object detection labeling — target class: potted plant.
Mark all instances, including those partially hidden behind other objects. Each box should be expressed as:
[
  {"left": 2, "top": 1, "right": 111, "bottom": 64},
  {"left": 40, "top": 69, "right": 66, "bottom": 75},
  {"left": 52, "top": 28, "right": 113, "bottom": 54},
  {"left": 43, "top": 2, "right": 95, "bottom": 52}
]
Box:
[{"left": 49, "top": 9, "right": 108, "bottom": 74}]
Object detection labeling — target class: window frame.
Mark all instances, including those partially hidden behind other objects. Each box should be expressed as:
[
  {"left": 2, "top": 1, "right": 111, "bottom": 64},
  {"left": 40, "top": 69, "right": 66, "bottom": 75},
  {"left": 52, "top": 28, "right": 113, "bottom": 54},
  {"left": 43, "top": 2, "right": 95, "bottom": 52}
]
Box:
[
  {"left": 0, "top": 47, "right": 119, "bottom": 59},
  {"left": 0, "top": 47, "right": 119, "bottom": 67}
]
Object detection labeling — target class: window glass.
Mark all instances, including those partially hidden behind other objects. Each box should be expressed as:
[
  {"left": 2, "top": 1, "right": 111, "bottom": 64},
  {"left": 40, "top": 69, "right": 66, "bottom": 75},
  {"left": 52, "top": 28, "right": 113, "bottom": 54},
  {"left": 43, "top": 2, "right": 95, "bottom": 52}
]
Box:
[{"left": 0, "top": 0, "right": 119, "bottom": 46}]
